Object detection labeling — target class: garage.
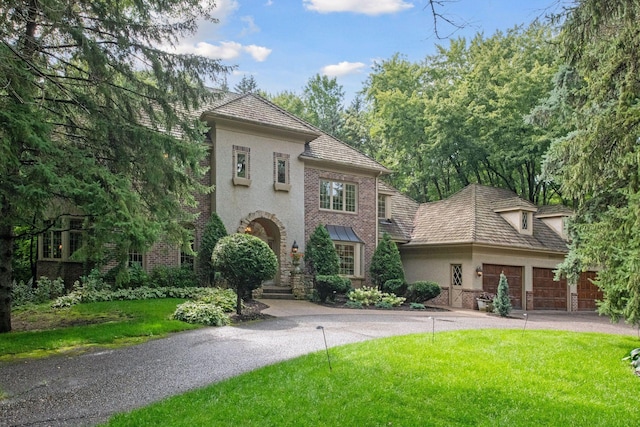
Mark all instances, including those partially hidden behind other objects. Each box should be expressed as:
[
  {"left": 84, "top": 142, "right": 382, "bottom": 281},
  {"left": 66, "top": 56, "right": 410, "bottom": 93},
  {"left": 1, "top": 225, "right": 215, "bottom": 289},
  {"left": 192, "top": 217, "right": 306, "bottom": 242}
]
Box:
[
  {"left": 483, "top": 264, "right": 523, "bottom": 309},
  {"left": 577, "top": 271, "right": 602, "bottom": 311},
  {"left": 532, "top": 268, "right": 567, "bottom": 310}
]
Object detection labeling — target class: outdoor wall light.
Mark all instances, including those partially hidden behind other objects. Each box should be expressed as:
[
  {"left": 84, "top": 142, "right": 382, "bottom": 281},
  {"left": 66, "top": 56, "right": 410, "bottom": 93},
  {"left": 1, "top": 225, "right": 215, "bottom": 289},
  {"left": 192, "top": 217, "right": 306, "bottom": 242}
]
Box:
[
  {"left": 291, "top": 240, "right": 299, "bottom": 254},
  {"left": 244, "top": 225, "right": 252, "bottom": 233},
  {"left": 476, "top": 266, "right": 483, "bottom": 277}
]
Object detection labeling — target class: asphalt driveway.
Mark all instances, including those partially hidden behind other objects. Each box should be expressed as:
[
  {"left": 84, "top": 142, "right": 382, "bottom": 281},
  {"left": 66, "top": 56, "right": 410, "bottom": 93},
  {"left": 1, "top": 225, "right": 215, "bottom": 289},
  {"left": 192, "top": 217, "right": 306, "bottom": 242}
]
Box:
[{"left": 0, "top": 300, "right": 637, "bottom": 427}]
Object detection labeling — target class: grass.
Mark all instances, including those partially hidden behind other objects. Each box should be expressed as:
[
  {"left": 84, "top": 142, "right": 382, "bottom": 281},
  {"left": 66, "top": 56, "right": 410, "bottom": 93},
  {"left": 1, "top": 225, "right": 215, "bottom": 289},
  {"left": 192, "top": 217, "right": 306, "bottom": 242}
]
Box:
[
  {"left": 105, "top": 330, "right": 640, "bottom": 427},
  {"left": 0, "top": 299, "right": 200, "bottom": 361}
]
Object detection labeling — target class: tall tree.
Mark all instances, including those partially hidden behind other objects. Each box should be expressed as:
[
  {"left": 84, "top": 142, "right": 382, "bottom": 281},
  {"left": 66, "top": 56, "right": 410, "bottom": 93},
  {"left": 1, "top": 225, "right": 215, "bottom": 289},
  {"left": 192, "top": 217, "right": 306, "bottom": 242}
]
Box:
[
  {"left": 0, "top": 0, "right": 230, "bottom": 332},
  {"left": 542, "top": 0, "right": 640, "bottom": 325},
  {"left": 302, "top": 74, "right": 345, "bottom": 137},
  {"left": 234, "top": 75, "right": 259, "bottom": 94}
]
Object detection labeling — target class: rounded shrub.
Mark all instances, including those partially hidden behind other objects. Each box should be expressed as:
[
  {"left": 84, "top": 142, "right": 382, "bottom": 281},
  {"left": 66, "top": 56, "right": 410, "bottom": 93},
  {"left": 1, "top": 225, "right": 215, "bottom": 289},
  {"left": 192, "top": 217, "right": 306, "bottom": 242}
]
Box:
[
  {"left": 406, "top": 281, "right": 441, "bottom": 303},
  {"left": 172, "top": 301, "right": 230, "bottom": 326},
  {"left": 382, "top": 278, "right": 407, "bottom": 296},
  {"left": 315, "top": 274, "right": 352, "bottom": 303}
]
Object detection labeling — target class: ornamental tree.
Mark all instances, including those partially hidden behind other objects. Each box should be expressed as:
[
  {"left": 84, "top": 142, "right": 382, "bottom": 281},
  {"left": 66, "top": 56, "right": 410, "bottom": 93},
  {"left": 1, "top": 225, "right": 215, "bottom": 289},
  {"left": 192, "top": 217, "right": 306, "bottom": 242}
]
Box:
[
  {"left": 0, "top": 0, "right": 229, "bottom": 332},
  {"left": 211, "top": 234, "right": 278, "bottom": 315},
  {"left": 493, "top": 272, "right": 512, "bottom": 317},
  {"left": 196, "top": 213, "right": 227, "bottom": 286},
  {"left": 370, "top": 233, "right": 405, "bottom": 289}
]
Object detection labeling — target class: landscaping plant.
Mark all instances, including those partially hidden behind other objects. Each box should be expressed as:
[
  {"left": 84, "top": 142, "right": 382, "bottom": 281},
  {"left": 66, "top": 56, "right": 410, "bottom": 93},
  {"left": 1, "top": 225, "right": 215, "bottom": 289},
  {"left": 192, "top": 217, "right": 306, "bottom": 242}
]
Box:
[
  {"left": 370, "top": 233, "right": 405, "bottom": 289},
  {"left": 315, "top": 275, "right": 351, "bottom": 303},
  {"left": 196, "top": 213, "right": 228, "bottom": 286},
  {"left": 305, "top": 225, "right": 340, "bottom": 276},
  {"left": 493, "top": 272, "right": 512, "bottom": 317},
  {"left": 406, "top": 281, "right": 441, "bottom": 303},
  {"left": 211, "top": 234, "right": 278, "bottom": 315}
]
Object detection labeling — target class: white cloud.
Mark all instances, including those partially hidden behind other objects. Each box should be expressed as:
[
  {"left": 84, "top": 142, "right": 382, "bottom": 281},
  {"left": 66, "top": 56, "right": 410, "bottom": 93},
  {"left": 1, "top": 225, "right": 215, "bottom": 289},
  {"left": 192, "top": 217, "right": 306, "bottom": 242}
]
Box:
[
  {"left": 172, "top": 41, "right": 239, "bottom": 60},
  {"left": 243, "top": 45, "right": 272, "bottom": 62},
  {"left": 240, "top": 16, "right": 260, "bottom": 36},
  {"left": 265, "top": 0, "right": 274, "bottom": 5},
  {"left": 303, "top": 0, "right": 413, "bottom": 15},
  {"left": 208, "top": 0, "right": 239, "bottom": 21},
  {"left": 322, "top": 61, "right": 367, "bottom": 77}
]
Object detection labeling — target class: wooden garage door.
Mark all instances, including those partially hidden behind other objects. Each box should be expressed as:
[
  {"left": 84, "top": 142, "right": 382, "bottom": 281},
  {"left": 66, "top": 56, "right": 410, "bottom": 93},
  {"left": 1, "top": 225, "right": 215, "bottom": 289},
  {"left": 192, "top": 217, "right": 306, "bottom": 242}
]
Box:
[
  {"left": 483, "top": 264, "right": 522, "bottom": 309},
  {"left": 577, "top": 271, "right": 602, "bottom": 311},
  {"left": 532, "top": 268, "right": 567, "bottom": 310}
]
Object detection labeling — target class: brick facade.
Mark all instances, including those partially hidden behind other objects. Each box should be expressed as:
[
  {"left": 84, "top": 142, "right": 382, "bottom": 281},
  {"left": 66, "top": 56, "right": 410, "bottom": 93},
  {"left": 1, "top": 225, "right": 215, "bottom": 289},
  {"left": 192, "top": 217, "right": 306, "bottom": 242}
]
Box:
[{"left": 304, "top": 166, "right": 378, "bottom": 286}]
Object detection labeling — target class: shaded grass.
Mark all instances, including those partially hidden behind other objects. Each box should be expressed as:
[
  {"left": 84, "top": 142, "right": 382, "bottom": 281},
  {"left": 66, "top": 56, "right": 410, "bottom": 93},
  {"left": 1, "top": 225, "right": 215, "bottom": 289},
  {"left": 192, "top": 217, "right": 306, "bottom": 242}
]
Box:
[
  {"left": 106, "top": 330, "right": 640, "bottom": 427},
  {"left": 0, "top": 299, "right": 200, "bottom": 361}
]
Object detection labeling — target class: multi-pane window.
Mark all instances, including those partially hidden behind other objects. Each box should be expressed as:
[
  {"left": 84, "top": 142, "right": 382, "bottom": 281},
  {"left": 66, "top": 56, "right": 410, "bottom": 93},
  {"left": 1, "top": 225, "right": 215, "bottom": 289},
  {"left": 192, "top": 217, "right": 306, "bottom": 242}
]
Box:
[
  {"left": 452, "top": 264, "right": 463, "bottom": 287},
  {"left": 69, "top": 219, "right": 83, "bottom": 258},
  {"left": 273, "top": 153, "right": 290, "bottom": 191},
  {"left": 521, "top": 212, "right": 529, "bottom": 230},
  {"left": 128, "top": 251, "right": 144, "bottom": 268},
  {"left": 42, "top": 220, "right": 63, "bottom": 259},
  {"left": 378, "top": 194, "right": 387, "bottom": 219},
  {"left": 319, "top": 179, "right": 357, "bottom": 213},
  {"left": 233, "top": 145, "right": 251, "bottom": 185},
  {"left": 335, "top": 243, "right": 356, "bottom": 276},
  {"left": 180, "top": 242, "right": 195, "bottom": 269},
  {"left": 41, "top": 217, "right": 84, "bottom": 260}
]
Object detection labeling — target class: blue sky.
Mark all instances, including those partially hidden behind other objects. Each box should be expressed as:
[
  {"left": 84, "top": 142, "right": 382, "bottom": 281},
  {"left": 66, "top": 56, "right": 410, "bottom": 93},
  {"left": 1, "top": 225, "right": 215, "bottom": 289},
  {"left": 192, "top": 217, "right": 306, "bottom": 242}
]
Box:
[{"left": 175, "top": 0, "right": 561, "bottom": 102}]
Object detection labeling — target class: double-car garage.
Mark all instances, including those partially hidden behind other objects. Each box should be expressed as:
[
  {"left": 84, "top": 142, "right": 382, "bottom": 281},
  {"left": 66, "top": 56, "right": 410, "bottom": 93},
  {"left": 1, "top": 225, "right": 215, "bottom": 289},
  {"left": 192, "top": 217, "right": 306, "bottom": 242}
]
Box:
[{"left": 482, "top": 264, "right": 601, "bottom": 311}]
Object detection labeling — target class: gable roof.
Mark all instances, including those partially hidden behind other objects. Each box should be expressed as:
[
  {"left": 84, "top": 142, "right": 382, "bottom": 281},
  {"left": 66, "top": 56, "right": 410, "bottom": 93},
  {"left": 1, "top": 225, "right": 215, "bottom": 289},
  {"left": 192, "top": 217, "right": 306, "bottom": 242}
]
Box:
[
  {"left": 407, "top": 184, "right": 569, "bottom": 253},
  {"left": 201, "top": 92, "right": 389, "bottom": 174}
]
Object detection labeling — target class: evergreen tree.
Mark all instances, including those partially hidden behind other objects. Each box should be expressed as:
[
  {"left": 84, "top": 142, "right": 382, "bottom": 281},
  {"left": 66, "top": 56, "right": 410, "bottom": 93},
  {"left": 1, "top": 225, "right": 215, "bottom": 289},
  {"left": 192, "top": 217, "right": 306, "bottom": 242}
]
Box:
[
  {"left": 370, "top": 233, "right": 405, "bottom": 289},
  {"left": 305, "top": 225, "right": 339, "bottom": 276},
  {"left": 196, "top": 213, "right": 227, "bottom": 286},
  {"left": 234, "top": 75, "right": 259, "bottom": 94},
  {"left": 0, "top": 0, "right": 230, "bottom": 332},
  {"left": 493, "top": 272, "right": 512, "bottom": 317}
]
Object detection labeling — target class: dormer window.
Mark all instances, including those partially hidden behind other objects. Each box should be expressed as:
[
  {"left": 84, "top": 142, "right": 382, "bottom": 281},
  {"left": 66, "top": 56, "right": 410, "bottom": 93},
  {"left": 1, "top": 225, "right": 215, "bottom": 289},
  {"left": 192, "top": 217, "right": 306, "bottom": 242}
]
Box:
[
  {"left": 378, "top": 193, "right": 392, "bottom": 220},
  {"left": 521, "top": 211, "right": 529, "bottom": 230}
]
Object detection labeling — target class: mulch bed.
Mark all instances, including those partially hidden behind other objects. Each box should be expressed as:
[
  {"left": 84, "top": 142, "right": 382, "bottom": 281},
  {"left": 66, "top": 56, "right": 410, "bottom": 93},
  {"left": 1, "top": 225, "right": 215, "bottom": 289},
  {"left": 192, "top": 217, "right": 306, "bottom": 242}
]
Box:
[
  {"left": 230, "top": 300, "right": 275, "bottom": 323},
  {"left": 315, "top": 295, "right": 449, "bottom": 312}
]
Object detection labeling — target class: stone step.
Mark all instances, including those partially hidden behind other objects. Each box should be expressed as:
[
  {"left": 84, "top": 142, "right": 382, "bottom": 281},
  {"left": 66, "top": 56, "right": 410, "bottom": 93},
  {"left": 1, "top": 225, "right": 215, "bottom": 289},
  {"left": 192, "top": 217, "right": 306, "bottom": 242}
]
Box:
[{"left": 261, "top": 285, "right": 295, "bottom": 300}]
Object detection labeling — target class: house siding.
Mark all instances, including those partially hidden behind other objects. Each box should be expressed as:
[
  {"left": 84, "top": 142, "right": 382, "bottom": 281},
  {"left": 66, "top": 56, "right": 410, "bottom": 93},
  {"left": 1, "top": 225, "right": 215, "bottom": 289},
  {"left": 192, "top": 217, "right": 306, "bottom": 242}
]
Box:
[{"left": 304, "top": 166, "right": 378, "bottom": 286}]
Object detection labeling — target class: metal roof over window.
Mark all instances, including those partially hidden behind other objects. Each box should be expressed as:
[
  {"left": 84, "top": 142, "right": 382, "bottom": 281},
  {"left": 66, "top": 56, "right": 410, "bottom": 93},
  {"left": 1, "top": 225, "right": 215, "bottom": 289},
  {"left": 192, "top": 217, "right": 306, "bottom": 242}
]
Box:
[{"left": 325, "top": 225, "right": 364, "bottom": 243}]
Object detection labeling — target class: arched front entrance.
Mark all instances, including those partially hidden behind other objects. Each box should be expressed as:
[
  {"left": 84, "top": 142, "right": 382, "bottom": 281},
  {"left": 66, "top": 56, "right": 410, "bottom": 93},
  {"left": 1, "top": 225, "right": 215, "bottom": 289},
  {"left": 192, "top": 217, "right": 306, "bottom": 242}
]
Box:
[{"left": 237, "top": 211, "right": 288, "bottom": 286}]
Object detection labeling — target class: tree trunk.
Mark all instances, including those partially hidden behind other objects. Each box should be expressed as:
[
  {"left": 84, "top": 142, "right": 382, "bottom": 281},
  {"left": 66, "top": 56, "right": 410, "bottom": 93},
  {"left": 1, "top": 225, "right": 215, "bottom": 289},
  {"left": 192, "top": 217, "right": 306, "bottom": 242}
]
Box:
[
  {"left": 0, "top": 223, "right": 14, "bottom": 332},
  {"left": 236, "top": 291, "right": 242, "bottom": 316}
]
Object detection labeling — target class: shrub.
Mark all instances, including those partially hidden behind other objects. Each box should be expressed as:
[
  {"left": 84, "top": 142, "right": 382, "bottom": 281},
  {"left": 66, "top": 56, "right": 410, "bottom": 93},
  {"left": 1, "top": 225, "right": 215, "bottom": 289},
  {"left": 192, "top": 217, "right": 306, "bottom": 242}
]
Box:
[
  {"left": 375, "top": 301, "right": 393, "bottom": 309},
  {"left": 196, "top": 213, "right": 228, "bottom": 286},
  {"left": 345, "top": 300, "right": 363, "bottom": 309},
  {"left": 410, "top": 302, "right": 426, "bottom": 310},
  {"left": 382, "top": 279, "right": 407, "bottom": 296},
  {"left": 370, "top": 233, "right": 405, "bottom": 288},
  {"left": 196, "top": 288, "right": 237, "bottom": 313},
  {"left": 305, "top": 225, "right": 339, "bottom": 276},
  {"left": 406, "top": 281, "right": 441, "bottom": 303},
  {"left": 212, "top": 234, "right": 278, "bottom": 314},
  {"left": 315, "top": 275, "right": 351, "bottom": 303},
  {"left": 11, "top": 279, "right": 35, "bottom": 307},
  {"left": 348, "top": 286, "right": 405, "bottom": 307},
  {"left": 172, "top": 301, "right": 230, "bottom": 326},
  {"left": 150, "top": 266, "right": 198, "bottom": 288},
  {"left": 493, "top": 272, "right": 512, "bottom": 317}
]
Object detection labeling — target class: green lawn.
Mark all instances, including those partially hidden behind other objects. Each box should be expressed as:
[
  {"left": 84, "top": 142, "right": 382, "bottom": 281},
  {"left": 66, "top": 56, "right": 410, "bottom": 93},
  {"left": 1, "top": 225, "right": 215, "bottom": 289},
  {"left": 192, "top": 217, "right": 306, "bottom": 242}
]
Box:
[
  {"left": 105, "top": 330, "right": 640, "bottom": 427},
  {"left": 0, "top": 299, "right": 200, "bottom": 361}
]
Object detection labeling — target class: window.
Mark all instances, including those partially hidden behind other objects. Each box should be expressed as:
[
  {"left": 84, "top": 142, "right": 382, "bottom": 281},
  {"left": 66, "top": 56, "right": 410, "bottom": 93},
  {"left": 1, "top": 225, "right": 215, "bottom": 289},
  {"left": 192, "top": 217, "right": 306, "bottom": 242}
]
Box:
[
  {"left": 128, "top": 251, "right": 144, "bottom": 268},
  {"left": 232, "top": 145, "right": 251, "bottom": 186},
  {"left": 180, "top": 241, "right": 195, "bottom": 269},
  {"left": 42, "top": 220, "right": 63, "bottom": 259},
  {"left": 319, "top": 179, "right": 357, "bottom": 213},
  {"left": 41, "top": 217, "right": 84, "bottom": 261},
  {"left": 377, "top": 194, "right": 392, "bottom": 220},
  {"left": 521, "top": 212, "right": 529, "bottom": 230},
  {"left": 452, "top": 264, "right": 463, "bottom": 287},
  {"left": 273, "top": 152, "right": 291, "bottom": 191},
  {"left": 335, "top": 243, "right": 364, "bottom": 277}
]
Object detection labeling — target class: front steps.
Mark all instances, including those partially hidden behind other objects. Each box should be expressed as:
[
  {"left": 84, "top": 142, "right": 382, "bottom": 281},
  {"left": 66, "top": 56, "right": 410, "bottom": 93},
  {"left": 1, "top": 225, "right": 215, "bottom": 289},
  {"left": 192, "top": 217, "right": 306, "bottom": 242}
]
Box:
[{"left": 261, "top": 285, "right": 296, "bottom": 300}]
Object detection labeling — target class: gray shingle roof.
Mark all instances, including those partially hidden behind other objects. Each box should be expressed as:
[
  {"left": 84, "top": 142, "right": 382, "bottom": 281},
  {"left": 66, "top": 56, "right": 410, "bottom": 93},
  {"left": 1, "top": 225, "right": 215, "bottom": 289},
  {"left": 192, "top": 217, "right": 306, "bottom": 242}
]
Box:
[
  {"left": 378, "top": 181, "right": 419, "bottom": 242},
  {"left": 201, "top": 92, "right": 389, "bottom": 174},
  {"left": 407, "top": 184, "right": 569, "bottom": 253}
]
